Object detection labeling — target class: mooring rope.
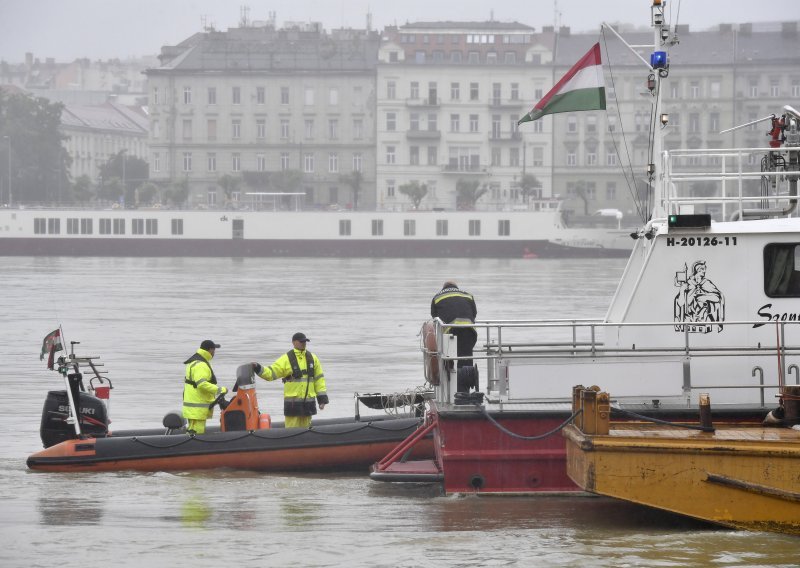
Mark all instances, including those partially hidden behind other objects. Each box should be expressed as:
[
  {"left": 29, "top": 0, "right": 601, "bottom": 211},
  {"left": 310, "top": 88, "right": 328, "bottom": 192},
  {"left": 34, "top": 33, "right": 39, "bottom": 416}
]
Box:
[{"left": 478, "top": 405, "right": 583, "bottom": 441}]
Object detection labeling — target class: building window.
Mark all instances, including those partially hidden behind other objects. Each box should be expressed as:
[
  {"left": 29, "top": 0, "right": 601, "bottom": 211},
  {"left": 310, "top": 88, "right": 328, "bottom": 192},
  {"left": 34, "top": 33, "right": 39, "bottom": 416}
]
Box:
[
  {"left": 689, "top": 81, "right": 700, "bottom": 98},
  {"left": 281, "top": 119, "right": 290, "bottom": 139},
  {"left": 208, "top": 87, "right": 216, "bottom": 105},
  {"left": 404, "top": 219, "right": 416, "bottom": 236},
  {"left": 410, "top": 81, "right": 419, "bottom": 99},
  {"left": 436, "top": 219, "right": 448, "bottom": 236},
  {"left": 281, "top": 86, "right": 290, "bottom": 104},
  {"left": 469, "top": 114, "right": 479, "bottom": 133},
  {"left": 329, "top": 87, "right": 339, "bottom": 105},
  {"left": 567, "top": 116, "right": 577, "bottom": 133},
  {"left": 232, "top": 119, "right": 241, "bottom": 139},
  {"left": 328, "top": 152, "right": 339, "bottom": 173},
  {"left": 491, "top": 147, "right": 501, "bottom": 166},
  {"left": 256, "top": 86, "right": 265, "bottom": 104},
  {"left": 410, "top": 146, "right": 419, "bottom": 165},
  {"left": 770, "top": 81, "right": 780, "bottom": 97},
  {"left": 304, "top": 87, "right": 314, "bottom": 105},
  {"left": 410, "top": 113, "right": 420, "bottom": 131},
  {"left": 386, "top": 112, "right": 396, "bottom": 131},
  {"left": 586, "top": 116, "right": 597, "bottom": 133},
  {"left": 171, "top": 218, "right": 183, "bottom": 235},
  {"left": 280, "top": 153, "right": 290, "bottom": 170},
  {"left": 511, "top": 83, "right": 519, "bottom": 100},
  {"left": 113, "top": 219, "right": 125, "bottom": 235},
  {"left": 428, "top": 113, "right": 438, "bottom": 132},
  {"left": 304, "top": 153, "right": 315, "bottom": 173},
  {"left": 232, "top": 153, "right": 240, "bottom": 172},
  {"left": 207, "top": 119, "right": 217, "bottom": 140},
  {"left": 586, "top": 151, "right": 597, "bottom": 166},
  {"left": 710, "top": 80, "right": 721, "bottom": 98},
  {"left": 498, "top": 219, "right": 510, "bottom": 236},
  {"left": 352, "top": 153, "right": 363, "bottom": 172},
  {"left": 509, "top": 148, "right": 520, "bottom": 167},
  {"left": 182, "top": 119, "right": 192, "bottom": 140},
  {"left": 450, "top": 114, "right": 460, "bottom": 132},
  {"left": 371, "top": 219, "right": 383, "bottom": 236},
  {"left": 353, "top": 118, "right": 363, "bottom": 139},
  {"left": 427, "top": 146, "right": 437, "bottom": 165},
  {"left": 339, "top": 219, "right": 351, "bottom": 236},
  {"left": 567, "top": 152, "right": 577, "bottom": 166},
  {"left": 305, "top": 119, "right": 314, "bottom": 139},
  {"left": 386, "top": 180, "right": 395, "bottom": 198},
  {"left": 749, "top": 80, "right": 758, "bottom": 97},
  {"left": 183, "top": 86, "right": 192, "bottom": 104},
  {"left": 709, "top": 112, "right": 720, "bottom": 132},
  {"left": 328, "top": 119, "right": 338, "bottom": 140},
  {"left": 387, "top": 80, "right": 396, "bottom": 99},
  {"left": 468, "top": 219, "right": 481, "bottom": 236},
  {"left": 689, "top": 113, "right": 700, "bottom": 133},
  {"left": 152, "top": 86, "right": 159, "bottom": 105},
  {"left": 470, "top": 82, "right": 479, "bottom": 100},
  {"left": 606, "top": 182, "right": 617, "bottom": 200},
  {"left": 386, "top": 146, "right": 396, "bottom": 164},
  {"left": 207, "top": 153, "right": 216, "bottom": 172},
  {"left": 183, "top": 152, "right": 192, "bottom": 172},
  {"left": 450, "top": 82, "right": 460, "bottom": 100},
  {"left": 256, "top": 119, "right": 266, "bottom": 139},
  {"left": 232, "top": 86, "right": 241, "bottom": 105},
  {"left": 257, "top": 154, "right": 266, "bottom": 172},
  {"left": 606, "top": 151, "right": 617, "bottom": 166},
  {"left": 532, "top": 146, "right": 544, "bottom": 167}
]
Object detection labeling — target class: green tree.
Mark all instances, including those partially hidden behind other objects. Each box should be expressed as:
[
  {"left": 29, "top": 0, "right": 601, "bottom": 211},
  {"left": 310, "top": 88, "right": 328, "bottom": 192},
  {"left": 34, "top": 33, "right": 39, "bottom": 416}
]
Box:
[
  {"left": 98, "top": 151, "right": 148, "bottom": 205},
  {"left": 0, "top": 92, "right": 69, "bottom": 204},
  {"left": 518, "top": 173, "right": 541, "bottom": 204},
  {"left": 219, "top": 173, "right": 244, "bottom": 205},
  {"left": 399, "top": 180, "right": 428, "bottom": 209},
  {"left": 72, "top": 174, "right": 93, "bottom": 204},
  {"left": 573, "top": 180, "right": 591, "bottom": 216},
  {"left": 136, "top": 182, "right": 159, "bottom": 205},
  {"left": 165, "top": 179, "right": 190, "bottom": 208},
  {"left": 97, "top": 176, "right": 123, "bottom": 203},
  {"left": 340, "top": 170, "right": 363, "bottom": 210},
  {"left": 455, "top": 178, "right": 488, "bottom": 210}
]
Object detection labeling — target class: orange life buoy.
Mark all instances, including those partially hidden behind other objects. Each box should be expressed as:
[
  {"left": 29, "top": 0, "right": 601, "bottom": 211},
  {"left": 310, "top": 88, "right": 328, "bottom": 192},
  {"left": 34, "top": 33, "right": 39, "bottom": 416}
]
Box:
[{"left": 422, "top": 320, "right": 440, "bottom": 386}]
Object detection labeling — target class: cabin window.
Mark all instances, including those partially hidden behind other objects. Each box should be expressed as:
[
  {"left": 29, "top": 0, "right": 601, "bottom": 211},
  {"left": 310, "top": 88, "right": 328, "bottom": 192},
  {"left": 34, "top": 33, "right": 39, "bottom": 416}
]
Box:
[
  {"left": 100, "top": 219, "right": 111, "bottom": 235},
  {"left": 113, "top": 219, "right": 125, "bottom": 235},
  {"left": 67, "top": 218, "right": 79, "bottom": 234},
  {"left": 371, "top": 219, "right": 383, "bottom": 236},
  {"left": 34, "top": 218, "right": 46, "bottom": 234},
  {"left": 47, "top": 218, "right": 60, "bottom": 234},
  {"left": 132, "top": 219, "right": 144, "bottom": 235},
  {"left": 764, "top": 244, "right": 800, "bottom": 297},
  {"left": 498, "top": 219, "right": 510, "bottom": 236},
  {"left": 146, "top": 219, "right": 158, "bottom": 235},
  {"left": 339, "top": 220, "right": 351, "bottom": 236},
  {"left": 469, "top": 219, "right": 481, "bottom": 236},
  {"left": 436, "top": 219, "right": 448, "bottom": 236},
  {"left": 404, "top": 219, "right": 416, "bottom": 236},
  {"left": 81, "top": 218, "right": 93, "bottom": 234},
  {"left": 171, "top": 219, "right": 183, "bottom": 235}
]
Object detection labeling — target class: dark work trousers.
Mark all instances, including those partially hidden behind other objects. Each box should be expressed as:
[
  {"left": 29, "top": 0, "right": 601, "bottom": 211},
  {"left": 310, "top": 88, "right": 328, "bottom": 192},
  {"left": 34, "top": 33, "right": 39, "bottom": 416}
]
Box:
[{"left": 452, "top": 327, "right": 478, "bottom": 368}]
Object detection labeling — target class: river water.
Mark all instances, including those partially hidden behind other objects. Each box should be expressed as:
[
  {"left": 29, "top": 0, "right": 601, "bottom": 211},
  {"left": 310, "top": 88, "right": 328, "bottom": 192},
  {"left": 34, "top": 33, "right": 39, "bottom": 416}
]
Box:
[{"left": 1, "top": 256, "right": 798, "bottom": 566}]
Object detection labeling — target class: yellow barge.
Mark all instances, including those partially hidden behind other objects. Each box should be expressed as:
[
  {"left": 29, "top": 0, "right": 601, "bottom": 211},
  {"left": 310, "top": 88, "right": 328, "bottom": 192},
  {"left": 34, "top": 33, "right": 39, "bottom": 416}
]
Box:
[{"left": 564, "top": 385, "right": 800, "bottom": 536}]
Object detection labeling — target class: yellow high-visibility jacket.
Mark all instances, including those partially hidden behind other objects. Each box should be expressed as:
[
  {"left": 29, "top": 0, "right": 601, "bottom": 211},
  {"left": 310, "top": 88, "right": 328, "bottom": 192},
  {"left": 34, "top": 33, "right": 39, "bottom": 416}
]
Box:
[
  {"left": 182, "top": 348, "right": 225, "bottom": 420},
  {"left": 256, "top": 348, "right": 328, "bottom": 417}
]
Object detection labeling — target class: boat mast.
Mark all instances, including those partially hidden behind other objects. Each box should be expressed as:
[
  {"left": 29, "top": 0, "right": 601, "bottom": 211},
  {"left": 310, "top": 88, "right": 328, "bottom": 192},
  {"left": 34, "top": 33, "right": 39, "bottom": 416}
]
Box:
[{"left": 649, "top": 0, "right": 669, "bottom": 221}]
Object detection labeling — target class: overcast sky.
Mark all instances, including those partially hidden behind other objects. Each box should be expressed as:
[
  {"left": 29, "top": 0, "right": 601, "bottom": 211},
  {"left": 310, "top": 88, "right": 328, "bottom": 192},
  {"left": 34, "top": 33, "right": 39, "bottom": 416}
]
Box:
[{"left": 1, "top": 0, "right": 797, "bottom": 62}]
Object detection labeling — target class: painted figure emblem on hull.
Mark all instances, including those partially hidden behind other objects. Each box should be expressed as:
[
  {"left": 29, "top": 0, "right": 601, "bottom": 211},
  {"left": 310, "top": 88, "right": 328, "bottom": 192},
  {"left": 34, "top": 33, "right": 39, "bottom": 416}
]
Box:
[{"left": 674, "top": 260, "right": 725, "bottom": 333}]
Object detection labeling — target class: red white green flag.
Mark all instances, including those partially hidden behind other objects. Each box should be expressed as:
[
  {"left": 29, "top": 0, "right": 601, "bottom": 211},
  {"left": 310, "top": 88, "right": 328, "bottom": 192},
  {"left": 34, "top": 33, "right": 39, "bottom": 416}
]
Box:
[
  {"left": 518, "top": 42, "right": 606, "bottom": 125},
  {"left": 40, "top": 328, "right": 63, "bottom": 369}
]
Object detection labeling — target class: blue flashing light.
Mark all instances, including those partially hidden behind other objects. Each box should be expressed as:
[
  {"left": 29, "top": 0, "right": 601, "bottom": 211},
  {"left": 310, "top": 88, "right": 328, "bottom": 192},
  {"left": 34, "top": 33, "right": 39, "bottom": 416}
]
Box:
[{"left": 650, "top": 51, "right": 668, "bottom": 69}]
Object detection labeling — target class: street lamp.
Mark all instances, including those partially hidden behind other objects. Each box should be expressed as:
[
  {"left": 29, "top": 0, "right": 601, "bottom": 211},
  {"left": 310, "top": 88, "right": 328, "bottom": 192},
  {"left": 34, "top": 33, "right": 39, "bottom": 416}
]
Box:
[{"left": 2, "top": 135, "right": 10, "bottom": 207}]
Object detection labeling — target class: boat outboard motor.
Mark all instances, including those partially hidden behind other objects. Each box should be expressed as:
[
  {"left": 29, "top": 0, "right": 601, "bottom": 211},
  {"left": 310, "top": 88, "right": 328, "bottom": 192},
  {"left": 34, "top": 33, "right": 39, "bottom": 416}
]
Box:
[
  {"left": 39, "top": 389, "right": 109, "bottom": 448},
  {"left": 220, "top": 364, "right": 271, "bottom": 432}
]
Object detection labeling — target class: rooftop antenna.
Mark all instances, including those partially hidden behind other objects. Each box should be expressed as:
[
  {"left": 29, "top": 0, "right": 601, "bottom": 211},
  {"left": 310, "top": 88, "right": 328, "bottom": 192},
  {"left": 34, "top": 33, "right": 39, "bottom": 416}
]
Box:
[
  {"left": 239, "top": 5, "right": 250, "bottom": 28},
  {"left": 366, "top": 8, "right": 373, "bottom": 32},
  {"left": 554, "top": 0, "right": 562, "bottom": 31}
]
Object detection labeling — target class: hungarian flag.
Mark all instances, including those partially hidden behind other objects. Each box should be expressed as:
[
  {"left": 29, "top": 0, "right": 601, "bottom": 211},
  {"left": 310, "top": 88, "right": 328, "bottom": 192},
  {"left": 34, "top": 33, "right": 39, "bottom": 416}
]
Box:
[
  {"left": 518, "top": 42, "right": 606, "bottom": 125},
  {"left": 40, "top": 329, "right": 63, "bottom": 370}
]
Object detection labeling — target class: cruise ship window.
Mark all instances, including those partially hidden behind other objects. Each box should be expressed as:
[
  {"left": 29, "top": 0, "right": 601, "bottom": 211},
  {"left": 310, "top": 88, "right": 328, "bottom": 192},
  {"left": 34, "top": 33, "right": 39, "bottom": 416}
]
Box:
[
  {"left": 100, "top": 219, "right": 111, "bottom": 235},
  {"left": 498, "top": 219, "right": 510, "bottom": 237},
  {"left": 132, "top": 219, "right": 144, "bottom": 235},
  {"left": 146, "top": 219, "right": 158, "bottom": 235},
  {"left": 34, "top": 218, "right": 46, "bottom": 234},
  {"left": 47, "top": 218, "right": 60, "bottom": 234},
  {"left": 436, "top": 219, "right": 448, "bottom": 236},
  {"left": 404, "top": 219, "right": 416, "bottom": 236},
  {"left": 339, "top": 219, "right": 351, "bottom": 236},
  {"left": 764, "top": 244, "right": 800, "bottom": 297},
  {"left": 67, "top": 218, "right": 79, "bottom": 234},
  {"left": 171, "top": 219, "right": 184, "bottom": 235},
  {"left": 113, "top": 219, "right": 125, "bottom": 235},
  {"left": 468, "top": 219, "right": 481, "bottom": 236},
  {"left": 371, "top": 219, "right": 383, "bottom": 236},
  {"left": 80, "top": 218, "right": 92, "bottom": 235}
]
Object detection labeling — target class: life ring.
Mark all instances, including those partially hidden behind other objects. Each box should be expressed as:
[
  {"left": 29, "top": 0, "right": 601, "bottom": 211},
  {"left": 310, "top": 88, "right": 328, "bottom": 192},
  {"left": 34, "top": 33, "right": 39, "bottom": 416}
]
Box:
[{"left": 422, "top": 320, "right": 440, "bottom": 386}]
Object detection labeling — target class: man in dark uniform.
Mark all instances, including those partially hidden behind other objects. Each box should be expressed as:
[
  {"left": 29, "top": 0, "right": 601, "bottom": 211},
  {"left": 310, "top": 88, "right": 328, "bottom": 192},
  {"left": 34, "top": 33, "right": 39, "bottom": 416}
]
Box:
[{"left": 431, "top": 281, "right": 478, "bottom": 377}]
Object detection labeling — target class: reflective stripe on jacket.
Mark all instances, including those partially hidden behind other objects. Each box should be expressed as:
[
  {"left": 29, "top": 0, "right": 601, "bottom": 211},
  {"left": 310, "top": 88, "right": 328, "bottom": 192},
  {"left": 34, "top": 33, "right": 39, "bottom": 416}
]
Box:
[
  {"left": 182, "top": 348, "right": 224, "bottom": 420},
  {"left": 431, "top": 286, "right": 477, "bottom": 332},
  {"left": 256, "top": 348, "right": 328, "bottom": 417}
]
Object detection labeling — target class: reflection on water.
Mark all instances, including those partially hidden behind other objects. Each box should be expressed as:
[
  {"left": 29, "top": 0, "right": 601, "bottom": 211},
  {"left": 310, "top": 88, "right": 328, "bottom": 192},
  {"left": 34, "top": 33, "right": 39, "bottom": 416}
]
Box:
[{"left": 4, "top": 258, "right": 800, "bottom": 566}]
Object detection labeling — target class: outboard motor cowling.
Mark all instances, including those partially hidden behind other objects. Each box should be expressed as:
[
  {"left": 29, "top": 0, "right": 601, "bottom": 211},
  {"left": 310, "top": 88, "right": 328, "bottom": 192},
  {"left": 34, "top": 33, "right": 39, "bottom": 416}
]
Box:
[{"left": 40, "top": 390, "right": 109, "bottom": 448}]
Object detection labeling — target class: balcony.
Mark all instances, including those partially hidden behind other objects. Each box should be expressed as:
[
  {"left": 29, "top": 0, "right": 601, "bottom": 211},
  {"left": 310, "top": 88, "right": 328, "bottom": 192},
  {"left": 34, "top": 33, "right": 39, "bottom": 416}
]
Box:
[
  {"left": 442, "top": 163, "right": 486, "bottom": 175},
  {"left": 488, "top": 132, "right": 522, "bottom": 142},
  {"left": 488, "top": 98, "right": 525, "bottom": 110},
  {"left": 405, "top": 97, "right": 441, "bottom": 108},
  {"left": 406, "top": 129, "right": 441, "bottom": 140}
]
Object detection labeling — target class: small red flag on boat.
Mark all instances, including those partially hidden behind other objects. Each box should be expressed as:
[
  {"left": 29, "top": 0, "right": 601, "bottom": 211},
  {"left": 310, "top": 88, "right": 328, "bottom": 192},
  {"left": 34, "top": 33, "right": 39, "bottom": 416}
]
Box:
[{"left": 40, "top": 329, "right": 63, "bottom": 370}]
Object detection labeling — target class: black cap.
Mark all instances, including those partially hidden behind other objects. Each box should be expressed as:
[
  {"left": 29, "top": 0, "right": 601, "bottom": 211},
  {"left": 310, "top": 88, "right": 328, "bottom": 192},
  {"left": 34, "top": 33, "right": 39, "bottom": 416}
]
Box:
[
  {"left": 292, "top": 332, "right": 310, "bottom": 343},
  {"left": 200, "top": 339, "right": 220, "bottom": 350}
]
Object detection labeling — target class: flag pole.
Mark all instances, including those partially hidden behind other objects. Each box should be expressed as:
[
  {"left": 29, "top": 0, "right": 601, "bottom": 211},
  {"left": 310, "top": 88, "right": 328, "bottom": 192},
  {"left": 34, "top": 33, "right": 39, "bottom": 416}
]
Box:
[{"left": 57, "top": 324, "right": 83, "bottom": 438}]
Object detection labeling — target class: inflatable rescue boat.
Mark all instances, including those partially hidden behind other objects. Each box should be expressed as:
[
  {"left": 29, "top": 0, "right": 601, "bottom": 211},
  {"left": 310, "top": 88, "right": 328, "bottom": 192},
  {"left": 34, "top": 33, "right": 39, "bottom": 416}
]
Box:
[{"left": 27, "top": 352, "right": 433, "bottom": 473}]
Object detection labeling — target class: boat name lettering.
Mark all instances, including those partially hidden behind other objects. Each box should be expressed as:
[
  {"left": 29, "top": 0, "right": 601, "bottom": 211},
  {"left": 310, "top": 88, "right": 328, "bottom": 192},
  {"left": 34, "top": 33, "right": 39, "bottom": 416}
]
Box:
[
  {"left": 57, "top": 404, "right": 96, "bottom": 416},
  {"left": 754, "top": 304, "right": 800, "bottom": 328},
  {"left": 666, "top": 236, "right": 737, "bottom": 247}
]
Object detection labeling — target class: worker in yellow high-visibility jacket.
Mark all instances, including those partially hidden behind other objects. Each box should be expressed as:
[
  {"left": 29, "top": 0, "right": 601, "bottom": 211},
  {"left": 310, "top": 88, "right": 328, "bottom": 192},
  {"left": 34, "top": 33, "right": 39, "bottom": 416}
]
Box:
[
  {"left": 183, "top": 339, "right": 227, "bottom": 434},
  {"left": 252, "top": 332, "right": 328, "bottom": 429}
]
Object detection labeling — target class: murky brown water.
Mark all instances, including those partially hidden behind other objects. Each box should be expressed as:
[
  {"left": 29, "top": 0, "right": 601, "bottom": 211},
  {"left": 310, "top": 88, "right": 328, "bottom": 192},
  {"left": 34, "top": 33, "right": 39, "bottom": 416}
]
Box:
[{"left": 2, "top": 257, "right": 797, "bottom": 566}]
